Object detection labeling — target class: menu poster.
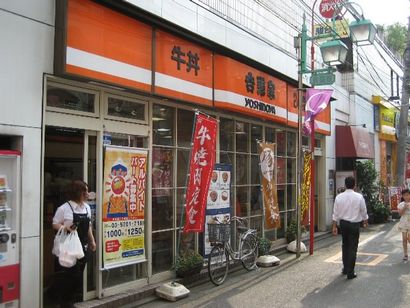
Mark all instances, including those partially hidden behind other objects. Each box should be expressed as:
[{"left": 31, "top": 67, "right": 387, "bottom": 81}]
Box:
[{"left": 204, "top": 164, "right": 232, "bottom": 256}]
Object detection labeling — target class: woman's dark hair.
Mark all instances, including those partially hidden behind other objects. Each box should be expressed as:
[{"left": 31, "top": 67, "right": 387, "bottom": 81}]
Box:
[
  {"left": 345, "top": 176, "right": 355, "bottom": 189},
  {"left": 67, "top": 180, "right": 88, "bottom": 202},
  {"left": 402, "top": 188, "right": 410, "bottom": 195}
]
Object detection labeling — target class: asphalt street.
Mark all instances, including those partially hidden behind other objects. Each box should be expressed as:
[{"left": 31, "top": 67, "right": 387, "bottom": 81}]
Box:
[{"left": 139, "top": 221, "right": 410, "bottom": 308}]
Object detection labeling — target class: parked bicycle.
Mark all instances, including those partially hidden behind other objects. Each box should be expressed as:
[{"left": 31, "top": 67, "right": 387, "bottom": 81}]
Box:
[{"left": 207, "top": 216, "right": 258, "bottom": 286}]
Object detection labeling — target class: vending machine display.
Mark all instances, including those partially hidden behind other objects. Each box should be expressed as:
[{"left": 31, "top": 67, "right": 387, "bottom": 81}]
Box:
[{"left": 0, "top": 151, "right": 21, "bottom": 308}]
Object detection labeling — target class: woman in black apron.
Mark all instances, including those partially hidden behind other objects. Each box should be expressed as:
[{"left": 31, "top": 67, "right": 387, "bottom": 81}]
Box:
[{"left": 52, "top": 180, "right": 96, "bottom": 307}]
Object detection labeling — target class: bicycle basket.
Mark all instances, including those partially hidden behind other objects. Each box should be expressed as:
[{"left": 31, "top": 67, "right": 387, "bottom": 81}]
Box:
[{"left": 208, "top": 223, "right": 230, "bottom": 242}]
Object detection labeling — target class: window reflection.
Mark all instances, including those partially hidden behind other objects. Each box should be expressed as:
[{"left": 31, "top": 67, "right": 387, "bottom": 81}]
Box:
[
  {"left": 236, "top": 121, "right": 249, "bottom": 153},
  {"left": 220, "top": 118, "right": 234, "bottom": 151},
  {"left": 153, "top": 105, "right": 174, "bottom": 146},
  {"left": 236, "top": 154, "right": 249, "bottom": 185},
  {"left": 265, "top": 127, "right": 275, "bottom": 143},
  {"left": 236, "top": 186, "right": 249, "bottom": 217},
  {"left": 152, "top": 147, "right": 173, "bottom": 190},
  {"left": 107, "top": 96, "right": 145, "bottom": 121},
  {"left": 177, "top": 109, "right": 194, "bottom": 148},
  {"left": 276, "top": 130, "right": 286, "bottom": 156},
  {"left": 287, "top": 132, "right": 296, "bottom": 157},
  {"left": 152, "top": 231, "right": 173, "bottom": 274},
  {"left": 47, "top": 85, "right": 95, "bottom": 113},
  {"left": 251, "top": 125, "right": 262, "bottom": 153},
  {"left": 152, "top": 193, "right": 173, "bottom": 231},
  {"left": 250, "top": 185, "right": 262, "bottom": 215}
]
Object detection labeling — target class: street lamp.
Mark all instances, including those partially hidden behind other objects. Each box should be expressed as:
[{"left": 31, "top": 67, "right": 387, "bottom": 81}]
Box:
[
  {"left": 320, "top": 39, "right": 349, "bottom": 66},
  {"left": 295, "top": 1, "right": 376, "bottom": 257},
  {"left": 349, "top": 19, "right": 377, "bottom": 46}
]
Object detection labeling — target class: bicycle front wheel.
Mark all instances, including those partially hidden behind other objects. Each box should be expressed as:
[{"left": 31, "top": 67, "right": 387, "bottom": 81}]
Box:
[
  {"left": 208, "top": 244, "right": 229, "bottom": 286},
  {"left": 241, "top": 234, "right": 258, "bottom": 271}
]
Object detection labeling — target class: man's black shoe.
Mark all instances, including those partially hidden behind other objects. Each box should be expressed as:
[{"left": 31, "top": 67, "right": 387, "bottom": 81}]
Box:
[{"left": 347, "top": 273, "right": 357, "bottom": 279}]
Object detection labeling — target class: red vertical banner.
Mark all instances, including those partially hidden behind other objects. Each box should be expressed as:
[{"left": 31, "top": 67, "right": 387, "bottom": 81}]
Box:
[{"left": 184, "top": 113, "right": 217, "bottom": 232}]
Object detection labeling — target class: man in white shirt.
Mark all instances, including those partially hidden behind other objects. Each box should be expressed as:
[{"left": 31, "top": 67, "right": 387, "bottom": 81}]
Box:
[{"left": 332, "top": 176, "right": 368, "bottom": 279}]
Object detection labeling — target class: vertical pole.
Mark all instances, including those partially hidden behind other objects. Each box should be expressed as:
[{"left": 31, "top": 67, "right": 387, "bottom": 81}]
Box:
[
  {"left": 296, "top": 14, "right": 307, "bottom": 258},
  {"left": 396, "top": 17, "right": 410, "bottom": 186},
  {"left": 309, "top": 117, "right": 315, "bottom": 255},
  {"left": 296, "top": 34, "right": 303, "bottom": 259}
]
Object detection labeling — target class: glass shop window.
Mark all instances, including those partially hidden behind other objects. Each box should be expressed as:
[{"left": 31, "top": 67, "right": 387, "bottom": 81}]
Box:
[{"left": 46, "top": 82, "right": 98, "bottom": 115}]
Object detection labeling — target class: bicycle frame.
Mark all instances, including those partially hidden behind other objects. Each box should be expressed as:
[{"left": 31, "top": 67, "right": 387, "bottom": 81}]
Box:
[{"left": 223, "top": 228, "right": 257, "bottom": 261}]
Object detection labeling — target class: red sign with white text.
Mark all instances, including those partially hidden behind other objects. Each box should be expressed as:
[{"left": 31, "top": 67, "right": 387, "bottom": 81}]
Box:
[
  {"left": 319, "top": 0, "right": 342, "bottom": 19},
  {"left": 184, "top": 113, "right": 217, "bottom": 232}
]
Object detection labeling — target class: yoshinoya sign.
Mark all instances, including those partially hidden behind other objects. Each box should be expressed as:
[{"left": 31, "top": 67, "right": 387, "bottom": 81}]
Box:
[
  {"left": 244, "top": 97, "right": 276, "bottom": 115},
  {"left": 319, "top": 0, "right": 343, "bottom": 19}
]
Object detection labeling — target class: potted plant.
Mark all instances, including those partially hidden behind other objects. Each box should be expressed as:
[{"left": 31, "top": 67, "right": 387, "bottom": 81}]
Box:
[
  {"left": 257, "top": 237, "right": 272, "bottom": 256},
  {"left": 175, "top": 249, "right": 204, "bottom": 278},
  {"left": 372, "top": 199, "right": 390, "bottom": 223},
  {"left": 285, "top": 220, "right": 306, "bottom": 243}
]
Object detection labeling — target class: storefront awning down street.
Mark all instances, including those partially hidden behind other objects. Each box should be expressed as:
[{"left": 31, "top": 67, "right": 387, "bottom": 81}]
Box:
[{"left": 336, "top": 126, "right": 374, "bottom": 159}]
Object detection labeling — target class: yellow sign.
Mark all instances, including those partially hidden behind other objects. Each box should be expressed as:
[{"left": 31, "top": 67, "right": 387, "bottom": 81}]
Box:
[
  {"left": 102, "top": 146, "right": 148, "bottom": 268},
  {"left": 301, "top": 150, "right": 312, "bottom": 225},
  {"left": 313, "top": 20, "right": 349, "bottom": 41},
  {"left": 379, "top": 106, "right": 397, "bottom": 141}
]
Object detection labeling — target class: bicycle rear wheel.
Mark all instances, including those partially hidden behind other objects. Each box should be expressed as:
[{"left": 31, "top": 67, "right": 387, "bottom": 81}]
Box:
[
  {"left": 241, "top": 234, "right": 258, "bottom": 271},
  {"left": 208, "top": 244, "right": 229, "bottom": 286}
]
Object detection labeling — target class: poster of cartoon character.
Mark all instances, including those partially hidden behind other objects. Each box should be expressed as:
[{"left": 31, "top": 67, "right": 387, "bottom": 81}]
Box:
[{"left": 102, "top": 146, "right": 147, "bottom": 268}]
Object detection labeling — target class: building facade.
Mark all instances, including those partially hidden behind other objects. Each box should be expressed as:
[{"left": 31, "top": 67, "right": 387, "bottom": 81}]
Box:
[{"left": 0, "top": 0, "right": 404, "bottom": 306}]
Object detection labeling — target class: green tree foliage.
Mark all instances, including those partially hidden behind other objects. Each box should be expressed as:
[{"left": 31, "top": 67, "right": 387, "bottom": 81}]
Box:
[{"left": 385, "top": 23, "right": 407, "bottom": 56}]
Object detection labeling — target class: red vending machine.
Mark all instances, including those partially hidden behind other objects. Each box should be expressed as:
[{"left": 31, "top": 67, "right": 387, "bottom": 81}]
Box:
[{"left": 0, "top": 150, "right": 21, "bottom": 308}]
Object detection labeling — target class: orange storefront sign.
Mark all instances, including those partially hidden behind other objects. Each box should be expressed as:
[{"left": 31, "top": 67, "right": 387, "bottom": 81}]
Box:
[
  {"left": 66, "top": 0, "right": 152, "bottom": 92},
  {"left": 214, "top": 56, "right": 287, "bottom": 123},
  {"left": 155, "top": 31, "right": 213, "bottom": 106}
]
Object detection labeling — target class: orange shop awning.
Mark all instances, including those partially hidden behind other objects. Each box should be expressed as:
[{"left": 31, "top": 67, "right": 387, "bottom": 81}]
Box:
[{"left": 336, "top": 126, "right": 374, "bottom": 159}]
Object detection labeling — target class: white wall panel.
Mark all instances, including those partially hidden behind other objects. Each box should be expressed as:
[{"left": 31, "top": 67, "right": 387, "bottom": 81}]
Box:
[
  {"left": 0, "top": 0, "right": 54, "bottom": 26},
  {"left": 197, "top": 7, "right": 226, "bottom": 46},
  {"left": 125, "top": 0, "right": 163, "bottom": 16},
  {"left": 0, "top": 10, "right": 54, "bottom": 128},
  {"left": 20, "top": 236, "right": 40, "bottom": 308},
  {"left": 162, "top": 1, "right": 198, "bottom": 33}
]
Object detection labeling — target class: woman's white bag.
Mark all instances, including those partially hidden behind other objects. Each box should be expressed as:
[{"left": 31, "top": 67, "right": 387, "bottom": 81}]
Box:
[
  {"left": 58, "top": 230, "right": 85, "bottom": 268},
  {"left": 52, "top": 226, "right": 68, "bottom": 257}
]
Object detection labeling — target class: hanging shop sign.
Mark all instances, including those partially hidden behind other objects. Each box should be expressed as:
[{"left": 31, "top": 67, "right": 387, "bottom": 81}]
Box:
[
  {"left": 319, "top": 0, "right": 343, "bottom": 19},
  {"left": 214, "top": 55, "right": 287, "bottom": 124},
  {"left": 102, "top": 146, "right": 148, "bottom": 269},
  {"left": 204, "top": 164, "right": 232, "bottom": 255},
  {"left": 61, "top": 0, "right": 152, "bottom": 92},
  {"left": 301, "top": 150, "right": 312, "bottom": 226},
  {"left": 379, "top": 106, "right": 397, "bottom": 141},
  {"left": 258, "top": 142, "right": 280, "bottom": 229},
  {"left": 155, "top": 31, "right": 213, "bottom": 106},
  {"left": 313, "top": 20, "right": 349, "bottom": 40},
  {"left": 184, "top": 113, "right": 217, "bottom": 233}
]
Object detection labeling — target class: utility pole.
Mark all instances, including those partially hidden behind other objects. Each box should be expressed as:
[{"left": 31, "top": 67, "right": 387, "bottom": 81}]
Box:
[{"left": 397, "top": 16, "right": 410, "bottom": 187}]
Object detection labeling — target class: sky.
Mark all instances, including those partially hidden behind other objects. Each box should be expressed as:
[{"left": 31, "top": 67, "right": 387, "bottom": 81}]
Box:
[{"left": 355, "top": 0, "right": 409, "bottom": 26}]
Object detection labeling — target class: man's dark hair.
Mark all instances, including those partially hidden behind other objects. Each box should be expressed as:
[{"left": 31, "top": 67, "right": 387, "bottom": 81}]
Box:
[{"left": 345, "top": 176, "right": 355, "bottom": 189}]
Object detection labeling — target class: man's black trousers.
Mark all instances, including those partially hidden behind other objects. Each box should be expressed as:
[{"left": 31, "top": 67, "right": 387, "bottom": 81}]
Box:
[{"left": 340, "top": 219, "right": 360, "bottom": 275}]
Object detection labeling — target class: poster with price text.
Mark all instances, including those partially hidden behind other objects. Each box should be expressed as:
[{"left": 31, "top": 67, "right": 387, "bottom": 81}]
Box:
[
  {"left": 204, "top": 164, "right": 232, "bottom": 256},
  {"left": 103, "top": 146, "right": 147, "bottom": 269}
]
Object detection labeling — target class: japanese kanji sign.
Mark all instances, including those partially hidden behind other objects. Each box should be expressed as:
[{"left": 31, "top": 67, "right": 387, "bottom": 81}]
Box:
[
  {"left": 258, "top": 142, "right": 280, "bottom": 229},
  {"left": 184, "top": 113, "right": 217, "bottom": 232},
  {"left": 102, "top": 146, "right": 147, "bottom": 268}
]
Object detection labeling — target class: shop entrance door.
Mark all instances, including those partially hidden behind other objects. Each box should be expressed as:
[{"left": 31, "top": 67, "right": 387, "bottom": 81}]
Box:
[{"left": 42, "top": 126, "right": 97, "bottom": 306}]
